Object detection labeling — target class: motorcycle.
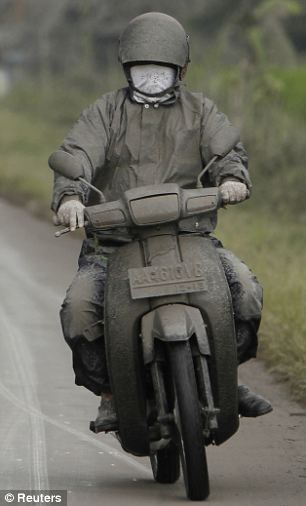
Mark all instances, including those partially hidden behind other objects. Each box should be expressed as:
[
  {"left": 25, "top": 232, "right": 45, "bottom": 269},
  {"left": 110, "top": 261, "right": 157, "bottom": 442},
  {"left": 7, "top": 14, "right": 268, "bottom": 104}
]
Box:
[{"left": 49, "top": 133, "right": 240, "bottom": 501}]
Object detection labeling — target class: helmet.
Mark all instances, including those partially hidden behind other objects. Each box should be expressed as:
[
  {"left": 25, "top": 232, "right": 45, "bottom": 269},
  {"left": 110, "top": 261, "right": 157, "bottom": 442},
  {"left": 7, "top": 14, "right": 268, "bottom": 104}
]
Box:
[{"left": 118, "top": 12, "right": 190, "bottom": 68}]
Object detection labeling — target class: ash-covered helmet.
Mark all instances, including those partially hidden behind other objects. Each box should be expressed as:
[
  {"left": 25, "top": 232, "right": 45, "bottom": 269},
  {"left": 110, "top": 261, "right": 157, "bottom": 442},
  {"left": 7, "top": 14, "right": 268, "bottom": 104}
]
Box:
[{"left": 118, "top": 12, "right": 190, "bottom": 68}]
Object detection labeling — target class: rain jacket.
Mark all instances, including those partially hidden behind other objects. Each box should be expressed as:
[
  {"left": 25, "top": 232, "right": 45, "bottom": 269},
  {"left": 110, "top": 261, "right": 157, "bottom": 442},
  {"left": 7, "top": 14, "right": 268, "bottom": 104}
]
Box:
[{"left": 51, "top": 85, "right": 251, "bottom": 236}]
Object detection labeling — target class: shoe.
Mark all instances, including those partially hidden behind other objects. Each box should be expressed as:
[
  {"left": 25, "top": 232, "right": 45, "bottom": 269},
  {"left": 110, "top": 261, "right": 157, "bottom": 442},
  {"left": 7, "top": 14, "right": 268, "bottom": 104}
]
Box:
[
  {"left": 238, "top": 385, "right": 273, "bottom": 417},
  {"left": 89, "top": 395, "right": 118, "bottom": 433}
]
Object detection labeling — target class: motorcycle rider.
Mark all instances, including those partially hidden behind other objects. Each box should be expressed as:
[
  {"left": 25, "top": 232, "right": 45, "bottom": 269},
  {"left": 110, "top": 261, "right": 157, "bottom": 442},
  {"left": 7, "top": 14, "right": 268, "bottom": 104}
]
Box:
[{"left": 50, "top": 12, "right": 272, "bottom": 432}]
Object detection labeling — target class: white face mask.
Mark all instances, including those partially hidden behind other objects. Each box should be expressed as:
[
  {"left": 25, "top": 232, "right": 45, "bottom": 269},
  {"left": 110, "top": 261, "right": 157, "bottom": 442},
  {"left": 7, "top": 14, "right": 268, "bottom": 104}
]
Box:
[{"left": 130, "top": 64, "right": 176, "bottom": 95}]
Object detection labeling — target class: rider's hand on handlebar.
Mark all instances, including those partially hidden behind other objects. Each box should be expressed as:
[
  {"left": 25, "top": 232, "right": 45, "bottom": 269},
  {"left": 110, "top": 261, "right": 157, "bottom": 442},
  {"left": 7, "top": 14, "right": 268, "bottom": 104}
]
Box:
[
  {"left": 219, "top": 181, "right": 249, "bottom": 205},
  {"left": 56, "top": 195, "right": 85, "bottom": 231}
]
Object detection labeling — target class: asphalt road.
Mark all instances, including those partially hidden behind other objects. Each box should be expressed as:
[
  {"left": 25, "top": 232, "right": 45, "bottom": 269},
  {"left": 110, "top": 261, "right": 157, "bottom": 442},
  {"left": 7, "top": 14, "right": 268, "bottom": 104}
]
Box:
[{"left": 0, "top": 198, "right": 305, "bottom": 505}]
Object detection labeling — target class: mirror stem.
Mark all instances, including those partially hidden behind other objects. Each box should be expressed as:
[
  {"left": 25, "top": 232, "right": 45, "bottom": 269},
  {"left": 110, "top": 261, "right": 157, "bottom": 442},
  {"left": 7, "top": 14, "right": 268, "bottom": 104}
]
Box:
[
  {"left": 196, "top": 155, "right": 218, "bottom": 188},
  {"left": 79, "top": 177, "right": 106, "bottom": 203}
]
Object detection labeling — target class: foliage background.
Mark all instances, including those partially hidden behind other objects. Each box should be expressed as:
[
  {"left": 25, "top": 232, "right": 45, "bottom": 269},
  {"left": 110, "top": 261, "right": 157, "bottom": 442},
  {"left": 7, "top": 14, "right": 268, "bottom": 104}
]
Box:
[{"left": 0, "top": 0, "right": 306, "bottom": 402}]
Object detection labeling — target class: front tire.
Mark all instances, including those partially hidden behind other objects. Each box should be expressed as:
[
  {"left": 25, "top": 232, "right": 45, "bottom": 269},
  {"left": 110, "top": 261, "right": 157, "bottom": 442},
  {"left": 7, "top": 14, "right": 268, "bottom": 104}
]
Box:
[{"left": 169, "top": 341, "right": 209, "bottom": 501}]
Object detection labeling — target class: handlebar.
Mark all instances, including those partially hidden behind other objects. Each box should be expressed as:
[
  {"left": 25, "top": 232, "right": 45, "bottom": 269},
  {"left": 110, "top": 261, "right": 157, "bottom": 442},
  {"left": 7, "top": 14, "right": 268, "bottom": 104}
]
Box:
[
  {"left": 55, "top": 185, "right": 221, "bottom": 237},
  {"left": 85, "top": 184, "right": 221, "bottom": 230}
]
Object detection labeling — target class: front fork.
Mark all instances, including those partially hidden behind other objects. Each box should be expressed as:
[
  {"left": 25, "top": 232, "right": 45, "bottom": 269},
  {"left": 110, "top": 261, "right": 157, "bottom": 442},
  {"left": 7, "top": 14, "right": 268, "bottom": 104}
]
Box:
[
  {"left": 193, "top": 353, "right": 220, "bottom": 437},
  {"left": 149, "top": 341, "right": 219, "bottom": 446}
]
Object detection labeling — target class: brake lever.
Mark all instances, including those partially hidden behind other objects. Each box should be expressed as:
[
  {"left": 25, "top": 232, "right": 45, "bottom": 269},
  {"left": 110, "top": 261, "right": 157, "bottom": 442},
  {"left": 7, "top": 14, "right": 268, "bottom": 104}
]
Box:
[{"left": 54, "top": 221, "right": 88, "bottom": 238}]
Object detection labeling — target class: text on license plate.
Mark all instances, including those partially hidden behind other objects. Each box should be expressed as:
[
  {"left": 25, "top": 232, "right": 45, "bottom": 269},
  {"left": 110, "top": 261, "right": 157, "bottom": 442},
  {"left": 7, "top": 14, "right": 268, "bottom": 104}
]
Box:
[{"left": 128, "top": 262, "right": 206, "bottom": 299}]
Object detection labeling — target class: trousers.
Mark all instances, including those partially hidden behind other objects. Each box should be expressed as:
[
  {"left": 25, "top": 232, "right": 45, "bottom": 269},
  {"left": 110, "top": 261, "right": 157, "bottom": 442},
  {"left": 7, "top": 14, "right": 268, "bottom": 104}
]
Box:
[{"left": 60, "top": 237, "right": 263, "bottom": 395}]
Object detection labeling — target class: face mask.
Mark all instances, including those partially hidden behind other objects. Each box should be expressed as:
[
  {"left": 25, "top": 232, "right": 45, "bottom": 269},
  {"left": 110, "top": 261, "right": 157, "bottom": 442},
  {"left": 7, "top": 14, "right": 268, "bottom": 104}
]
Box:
[{"left": 130, "top": 64, "right": 176, "bottom": 95}]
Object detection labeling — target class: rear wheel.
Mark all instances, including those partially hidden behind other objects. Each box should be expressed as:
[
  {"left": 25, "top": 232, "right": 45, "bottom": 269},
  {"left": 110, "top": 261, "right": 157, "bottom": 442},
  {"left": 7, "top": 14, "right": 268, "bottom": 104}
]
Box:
[
  {"left": 169, "top": 341, "right": 209, "bottom": 501},
  {"left": 150, "top": 441, "right": 180, "bottom": 484}
]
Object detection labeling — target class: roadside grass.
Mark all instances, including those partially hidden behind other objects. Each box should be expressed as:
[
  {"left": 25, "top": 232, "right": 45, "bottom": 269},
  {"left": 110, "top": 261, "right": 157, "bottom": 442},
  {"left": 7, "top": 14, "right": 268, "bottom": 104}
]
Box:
[{"left": 1, "top": 92, "right": 305, "bottom": 405}]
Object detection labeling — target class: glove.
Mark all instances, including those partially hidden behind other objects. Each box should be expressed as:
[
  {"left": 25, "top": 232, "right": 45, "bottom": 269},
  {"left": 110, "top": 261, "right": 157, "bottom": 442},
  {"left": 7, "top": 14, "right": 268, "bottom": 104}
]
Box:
[
  {"left": 219, "top": 181, "right": 249, "bottom": 205},
  {"left": 56, "top": 196, "right": 85, "bottom": 231}
]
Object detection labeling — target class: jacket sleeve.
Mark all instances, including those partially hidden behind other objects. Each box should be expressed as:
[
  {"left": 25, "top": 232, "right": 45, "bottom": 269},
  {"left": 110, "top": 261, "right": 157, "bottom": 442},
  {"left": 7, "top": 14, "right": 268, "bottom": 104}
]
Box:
[
  {"left": 200, "top": 97, "right": 252, "bottom": 191},
  {"left": 50, "top": 95, "right": 112, "bottom": 212}
]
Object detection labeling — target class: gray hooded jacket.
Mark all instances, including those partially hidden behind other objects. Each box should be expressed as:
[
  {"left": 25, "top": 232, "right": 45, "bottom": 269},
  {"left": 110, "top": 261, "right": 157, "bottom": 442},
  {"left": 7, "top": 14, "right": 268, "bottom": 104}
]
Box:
[{"left": 51, "top": 86, "right": 250, "bottom": 236}]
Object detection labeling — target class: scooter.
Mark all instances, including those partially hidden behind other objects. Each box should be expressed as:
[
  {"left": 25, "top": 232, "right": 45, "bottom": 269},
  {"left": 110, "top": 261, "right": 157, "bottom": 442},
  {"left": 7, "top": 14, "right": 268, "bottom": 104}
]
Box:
[{"left": 49, "top": 133, "right": 239, "bottom": 501}]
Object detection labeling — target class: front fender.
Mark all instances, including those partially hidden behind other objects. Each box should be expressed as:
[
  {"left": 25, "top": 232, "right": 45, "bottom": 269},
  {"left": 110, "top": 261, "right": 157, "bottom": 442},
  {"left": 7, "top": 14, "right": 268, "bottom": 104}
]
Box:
[{"left": 141, "top": 304, "right": 210, "bottom": 364}]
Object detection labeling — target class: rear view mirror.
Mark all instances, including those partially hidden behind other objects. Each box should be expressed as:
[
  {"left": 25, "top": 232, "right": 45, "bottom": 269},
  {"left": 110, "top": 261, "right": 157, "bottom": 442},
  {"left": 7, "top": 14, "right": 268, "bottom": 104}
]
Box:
[
  {"left": 48, "top": 149, "right": 106, "bottom": 203},
  {"left": 48, "top": 151, "right": 84, "bottom": 180}
]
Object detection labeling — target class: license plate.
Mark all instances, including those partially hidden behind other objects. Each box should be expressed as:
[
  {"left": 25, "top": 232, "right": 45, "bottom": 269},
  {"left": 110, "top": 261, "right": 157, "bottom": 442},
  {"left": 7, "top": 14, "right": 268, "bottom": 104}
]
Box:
[{"left": 128, "top": 262, "right": 206, "bottom": 299}]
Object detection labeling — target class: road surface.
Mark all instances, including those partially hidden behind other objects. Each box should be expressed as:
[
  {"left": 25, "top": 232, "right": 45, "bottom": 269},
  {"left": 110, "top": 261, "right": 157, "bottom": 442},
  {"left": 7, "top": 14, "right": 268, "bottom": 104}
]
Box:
[{"left": 0, "top": 199, "right": 305, "bottom": 505}]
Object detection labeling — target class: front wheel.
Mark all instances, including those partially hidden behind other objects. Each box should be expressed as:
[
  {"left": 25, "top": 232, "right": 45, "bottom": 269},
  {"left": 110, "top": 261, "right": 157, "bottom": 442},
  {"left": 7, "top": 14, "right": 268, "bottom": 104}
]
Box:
[{"left": 169, "top": 341, "right": 209, "bottom": 501}]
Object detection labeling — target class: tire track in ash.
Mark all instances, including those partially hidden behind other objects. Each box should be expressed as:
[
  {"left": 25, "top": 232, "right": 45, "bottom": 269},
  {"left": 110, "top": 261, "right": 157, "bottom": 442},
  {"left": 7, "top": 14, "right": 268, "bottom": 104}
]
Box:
[
  {"left": 0, "top": 304, "right": 49, "bottom": 490},
  {"left": 0, "top": 382, "right": 151, "bottom": 476}
]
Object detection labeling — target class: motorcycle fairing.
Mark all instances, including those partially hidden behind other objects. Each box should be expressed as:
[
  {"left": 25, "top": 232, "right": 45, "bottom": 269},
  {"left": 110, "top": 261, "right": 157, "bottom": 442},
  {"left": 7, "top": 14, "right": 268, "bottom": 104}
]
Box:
[{"left": 141, "top": 304, "right": 210, "bottom": 364}]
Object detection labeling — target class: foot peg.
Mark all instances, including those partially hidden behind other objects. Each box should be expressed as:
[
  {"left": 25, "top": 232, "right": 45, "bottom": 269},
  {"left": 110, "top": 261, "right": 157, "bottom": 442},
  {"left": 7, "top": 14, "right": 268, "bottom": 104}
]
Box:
[{"left": 89, "top": 419, "right": 119, "bottom": 434}]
